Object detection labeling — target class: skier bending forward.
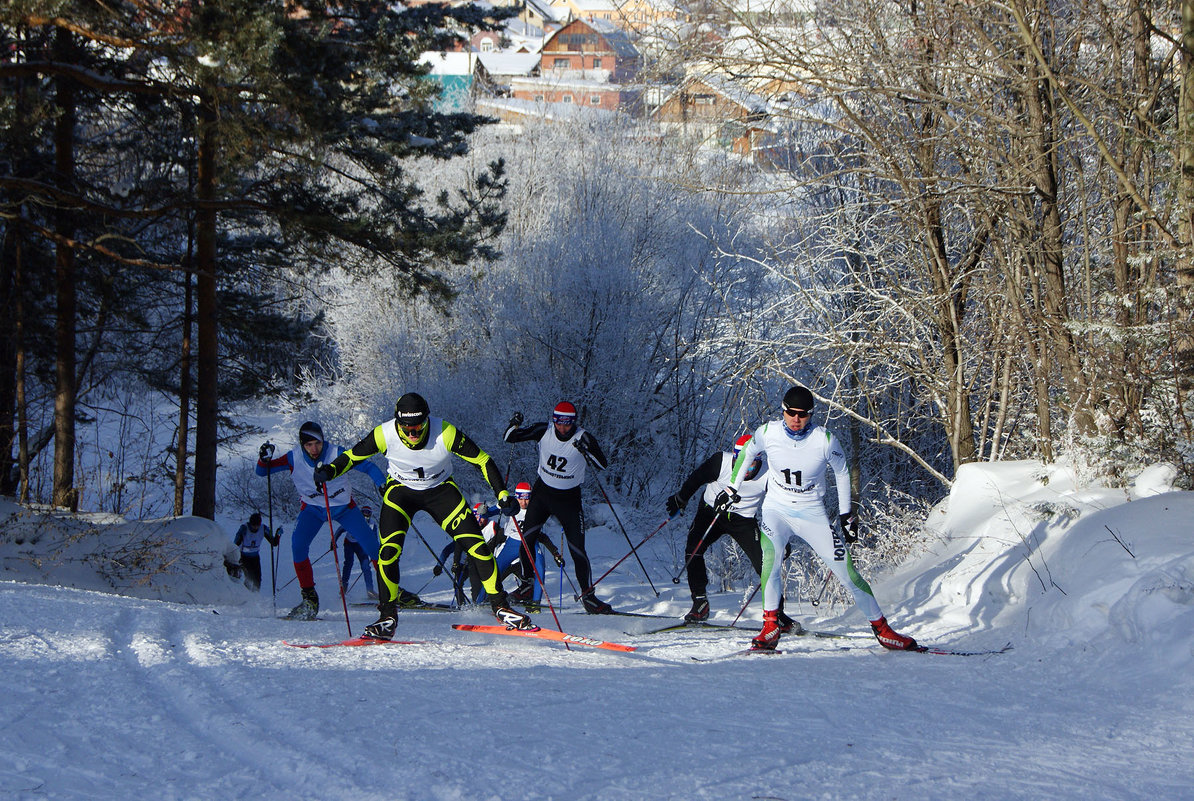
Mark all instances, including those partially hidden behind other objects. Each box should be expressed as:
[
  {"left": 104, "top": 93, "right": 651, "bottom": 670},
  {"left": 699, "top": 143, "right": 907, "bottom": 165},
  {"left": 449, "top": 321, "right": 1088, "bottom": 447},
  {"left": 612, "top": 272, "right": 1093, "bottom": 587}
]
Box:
[{"left": 314, "top": 393, "right": 534, "bottom": 639}]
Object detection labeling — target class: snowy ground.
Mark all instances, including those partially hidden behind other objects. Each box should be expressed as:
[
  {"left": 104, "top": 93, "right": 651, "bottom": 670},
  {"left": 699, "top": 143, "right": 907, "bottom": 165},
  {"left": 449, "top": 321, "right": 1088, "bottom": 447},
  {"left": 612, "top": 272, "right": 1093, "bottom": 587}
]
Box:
[{"left": 2, "top": 461, "right": 1193, "bottom": 800}]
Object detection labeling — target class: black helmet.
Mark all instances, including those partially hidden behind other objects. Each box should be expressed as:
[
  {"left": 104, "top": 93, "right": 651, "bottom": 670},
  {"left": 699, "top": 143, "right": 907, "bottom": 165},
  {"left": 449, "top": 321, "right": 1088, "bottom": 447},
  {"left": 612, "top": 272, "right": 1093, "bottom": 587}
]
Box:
[
  {"left": 298, "top": 421, "right": 324, "bottom": 444},
  {"left": 394, "top": 393, "right": 430, "bottom": 445},
  {"left": 782, "top": 386, "right": 814, "bottom": 412}
]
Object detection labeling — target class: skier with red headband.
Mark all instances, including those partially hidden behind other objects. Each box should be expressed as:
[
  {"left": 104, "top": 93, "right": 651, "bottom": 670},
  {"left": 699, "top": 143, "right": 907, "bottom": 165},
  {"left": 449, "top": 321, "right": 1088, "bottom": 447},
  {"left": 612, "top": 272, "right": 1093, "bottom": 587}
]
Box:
[
  {"left": 503, "top": 401, "right": 613, "bottom": 614},
  {"left": 666, "top": 434, "right": 797, "bottom": 631}
]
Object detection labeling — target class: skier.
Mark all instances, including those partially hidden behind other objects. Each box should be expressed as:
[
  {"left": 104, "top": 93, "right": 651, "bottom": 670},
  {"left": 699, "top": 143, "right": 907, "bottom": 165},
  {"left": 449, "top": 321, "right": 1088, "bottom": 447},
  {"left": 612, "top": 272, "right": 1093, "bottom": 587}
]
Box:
[
  {"left": 313, "top": 392, "right": 534, "bottom": 639},
  {"left": 232, "top": 511, "right": 279, "bottom": 592},
  {"left": 503, "top": 401, "right": 613, "bottom": 614},
  {"left": 666, "top": 436, "right": 797, "bottom": 631},
  {"left": 725, "top": 386, "right": 917, "bottom": 651},
  {"left": 256, "top": 421, "right": 385, "bottom": 620},
  {"left": 338, "top": 505, "right": 378, "bottom": 600},
  {"left": 482, "top": 481, "right": 565, "bottom": 613}
]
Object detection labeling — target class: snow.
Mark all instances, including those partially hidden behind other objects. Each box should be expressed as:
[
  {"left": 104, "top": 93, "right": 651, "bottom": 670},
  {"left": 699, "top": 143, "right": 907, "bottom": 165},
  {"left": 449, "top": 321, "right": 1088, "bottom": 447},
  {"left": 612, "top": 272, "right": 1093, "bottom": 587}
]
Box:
[{"left": 3, "top": 460, "right": 1194, "bottom": 799}]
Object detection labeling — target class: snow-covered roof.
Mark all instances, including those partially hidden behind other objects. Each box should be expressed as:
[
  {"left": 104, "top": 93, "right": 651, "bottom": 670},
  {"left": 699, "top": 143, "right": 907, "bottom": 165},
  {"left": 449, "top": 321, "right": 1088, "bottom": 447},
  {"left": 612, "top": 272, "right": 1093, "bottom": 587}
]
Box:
[
  {"left": 478, "top": 52, "right": 542, "bottom": 77},
  {"left": 419, "top": 51, "right": 480, "bottom": 77}
]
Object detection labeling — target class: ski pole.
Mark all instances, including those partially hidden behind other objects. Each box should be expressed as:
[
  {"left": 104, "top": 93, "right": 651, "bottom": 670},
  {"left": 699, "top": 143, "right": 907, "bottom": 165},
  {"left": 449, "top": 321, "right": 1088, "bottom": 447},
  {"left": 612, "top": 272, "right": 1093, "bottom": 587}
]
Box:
[
  {"left": 412, "top": 525, "right": 453, "bottom": 578},
  {"left": 810, "top": 571, "right": 832, "bottom": 607},
  {"left": 729, "top": 582, "right": 760, "bottom": 627},
  {"left": 545, "top": 535, "right": 581, "bottom": 599},
  {"left": 585, "top": 514, "right": 672, "bottom": 598},
  {"left": 277, "top": 543, "right": 333, "bottom": 591},
  {"left": 321, "top": 484, "right": 352, "bottom": 637},
  {"left": 590, "top": 475, "right": 660, "bottom": 596},
  {"left": 263, "top": 441, "right": 277, "bottom": 614},
  {"left": 509, "top": 515, "right": 568, "bottom": 643},
  {"left": 671, "top": 510, "right": 718, "bottom": 584}
]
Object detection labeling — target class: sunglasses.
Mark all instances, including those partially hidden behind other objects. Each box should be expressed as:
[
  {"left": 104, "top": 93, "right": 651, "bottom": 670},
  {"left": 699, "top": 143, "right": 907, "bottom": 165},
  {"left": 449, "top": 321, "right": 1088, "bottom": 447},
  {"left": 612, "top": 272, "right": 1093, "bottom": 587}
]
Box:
[
  {"left": 552, "top": 414, "right": 576, "bottom": 426},
  {"left": 515, "top": 492, "right": 531, "bottom": 500},
  {"left": 783, "top": 408, "right": 811, "bottom": 419}
]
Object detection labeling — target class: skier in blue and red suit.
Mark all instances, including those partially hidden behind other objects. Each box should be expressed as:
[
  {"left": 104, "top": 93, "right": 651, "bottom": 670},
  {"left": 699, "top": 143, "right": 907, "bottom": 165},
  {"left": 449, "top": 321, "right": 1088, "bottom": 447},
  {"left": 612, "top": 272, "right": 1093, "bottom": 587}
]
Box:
[{"left": 256, "top": 421, "right": 385, "bottom": 620}]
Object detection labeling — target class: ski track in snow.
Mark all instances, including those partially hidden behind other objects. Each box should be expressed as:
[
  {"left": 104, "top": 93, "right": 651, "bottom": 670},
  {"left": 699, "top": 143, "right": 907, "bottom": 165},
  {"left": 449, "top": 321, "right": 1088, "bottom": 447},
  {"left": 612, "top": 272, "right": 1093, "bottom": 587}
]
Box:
[
  {"left": 3, "top": 581, "right": 1193, "bottom": 801},
  {"left": 4, "top": 464, "right": 1194, "bottom": 799}
]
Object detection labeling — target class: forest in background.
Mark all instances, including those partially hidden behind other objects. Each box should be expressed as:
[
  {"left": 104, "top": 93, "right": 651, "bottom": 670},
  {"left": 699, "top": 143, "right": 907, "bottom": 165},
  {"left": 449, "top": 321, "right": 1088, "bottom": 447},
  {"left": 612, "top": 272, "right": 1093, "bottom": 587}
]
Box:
[{"left": 3, "top": 0, "right": 1193, "bottom": 552}]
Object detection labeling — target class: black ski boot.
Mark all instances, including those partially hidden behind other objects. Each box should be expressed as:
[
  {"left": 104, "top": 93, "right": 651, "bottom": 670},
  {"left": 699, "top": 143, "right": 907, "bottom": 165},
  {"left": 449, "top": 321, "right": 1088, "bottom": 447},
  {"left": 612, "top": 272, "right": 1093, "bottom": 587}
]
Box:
[
  {"left": 684, "top": 595, "right": 710, "bottom": 623},
  {"left": 491, "top": 591, "right": 537, "bottom": 631},
  {"left": 581, "top": 592, "right": 614, "bottom": 615},
  {"left": 394, "top": 586, "right": 423, "bottom": 608},
  {"left": 510, "top": 580, "right": 534, "bottom": 604},
  {"left": 776, "top": 609, "right": 804, "bottom": 635},
  {"left": 363, "top": 603, "right": 398, "bottom": 641},
  {"left": 285, "top": 587, "right": 319, "bottom": 621}
]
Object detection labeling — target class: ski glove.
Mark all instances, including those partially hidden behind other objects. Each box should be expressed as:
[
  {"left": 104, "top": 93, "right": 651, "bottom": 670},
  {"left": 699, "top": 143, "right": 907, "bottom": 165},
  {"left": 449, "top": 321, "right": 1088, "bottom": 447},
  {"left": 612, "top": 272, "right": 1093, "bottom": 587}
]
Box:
[
  {"left": 508, "top": 412, "right": 523, "bottom": 430},
  {"left": 713, "top": 488, "right": 740, "bottom": 512},
  {"left": 550, "top": 549, "right": 565, "bottom": 568},
  {"left": 312, "top": 463, "right": 336, "bottom": 490},
  {"left": 839, "top": 511, "right": 859, "bottom": 544},
  {"left": 666, "top": 493, "right": 686, "bottom": 517},
  {"left": 432, "top": 563, "right": 444, "bottom": 577},
  {"left": 258, "top": 442, "right": 274, "bottom": 461},
  {"left": 497, "top": 492, "right": 519, "bottom": 516}
]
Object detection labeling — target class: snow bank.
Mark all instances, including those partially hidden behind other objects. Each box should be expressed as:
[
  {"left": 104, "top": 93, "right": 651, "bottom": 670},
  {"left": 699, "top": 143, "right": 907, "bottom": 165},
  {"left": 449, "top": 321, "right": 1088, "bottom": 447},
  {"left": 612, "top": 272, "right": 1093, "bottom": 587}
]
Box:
[
  {"left": 0, "top": 497, "right": 247, "bottom": 605},
  {"left": 879, "top": 460, "right": 1194, "bottom": 670}
]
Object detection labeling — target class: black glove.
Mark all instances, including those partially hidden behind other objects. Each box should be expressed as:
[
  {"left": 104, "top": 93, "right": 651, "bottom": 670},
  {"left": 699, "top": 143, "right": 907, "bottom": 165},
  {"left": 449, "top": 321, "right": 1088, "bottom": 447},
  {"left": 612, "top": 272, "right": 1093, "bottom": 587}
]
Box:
[
  {"left": 713, "top": 488, "right": 740, "bottom": 512},
  {"left": 312, "top": 463, "right": 336, "bottom": 490},
  {"left": 573, "top": 436, "right": 589, "bottom": 455},
  {"left": 265, "top": 529, "right": 280, "bottom": 547},
  {"left": 498, "top": 493, "right": 519, "bottom": 516},
  {"left": 839, "top": 511, "right": 859, "bottom": 544},
  {"left": 258, "top": 442, "right": 274, "bottom": 461},
  {"left": 666, "top": 493, "right": 686, "bottom": 517},
  {"left": 551, "top": 549, "right": 565, "bottom": 568},
  {"left": 432, "top": 563, "right": 444, "bottom": 577},
  {"left": 508, "top": 412, "right": 523, "bottom": 430}
]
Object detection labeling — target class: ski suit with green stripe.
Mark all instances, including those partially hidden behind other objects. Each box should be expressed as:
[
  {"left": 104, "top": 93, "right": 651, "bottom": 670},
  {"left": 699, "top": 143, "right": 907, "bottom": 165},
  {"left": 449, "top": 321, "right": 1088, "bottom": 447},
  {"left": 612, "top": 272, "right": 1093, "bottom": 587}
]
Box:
[{"left": 729, "top": 420, "right": 883, "bottom": 621}]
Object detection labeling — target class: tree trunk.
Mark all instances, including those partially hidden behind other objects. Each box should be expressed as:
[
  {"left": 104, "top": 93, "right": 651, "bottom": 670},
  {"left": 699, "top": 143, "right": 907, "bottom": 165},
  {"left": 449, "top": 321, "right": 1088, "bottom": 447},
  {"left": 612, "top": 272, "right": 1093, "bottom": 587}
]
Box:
[
  {"left": 174, "top": 265, "right": 193, "bottom": 516},
  {"left": 52, "top": 28, "right": 78, "bottom": 512},
  {"left": 0, "top": 226, "right": 17, "bottom": 497},
  {"left": 191, "top": 93, "right": 219, "bottom": 520},
  {"left": 1180, "top": 0, "right": 1194, "bottom": 384}
]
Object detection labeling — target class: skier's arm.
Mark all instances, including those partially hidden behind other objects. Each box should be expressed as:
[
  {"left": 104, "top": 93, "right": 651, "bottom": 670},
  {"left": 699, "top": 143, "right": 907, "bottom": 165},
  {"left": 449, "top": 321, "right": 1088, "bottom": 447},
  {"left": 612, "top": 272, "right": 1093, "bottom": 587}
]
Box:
[
  {"left": 234, "top": 525, "right": 247, "bottom": 547},
  {"left": 326, "top": 426, "right": 386, "bottom": 477},
  {"left": 255, "top": 452, "right": 292, "bottom": 477},
  {"left": 504, "top": 421, "right": 549, "bottom": 444},
  {"left": 573, "top": 431, "right": 608, "bottom": 470},
  {"left": 676, "top": 453, "right": 722, "bottom": 505},
  {"left": 444, "top": 423, "right": 510, "bottom": 501},
  {"left": 825, "top": 431, "right": 852, "bottom": 513}
]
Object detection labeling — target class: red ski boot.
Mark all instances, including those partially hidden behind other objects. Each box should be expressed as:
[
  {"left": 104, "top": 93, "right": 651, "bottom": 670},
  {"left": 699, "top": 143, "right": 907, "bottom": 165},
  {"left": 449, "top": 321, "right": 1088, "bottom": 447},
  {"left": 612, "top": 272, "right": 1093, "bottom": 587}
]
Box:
[
  {"left": 871, "top": 617, "right": 918, "bottom": 650},
  {"left": 751, "top": 610, "right": 781, "bottom": 651}
]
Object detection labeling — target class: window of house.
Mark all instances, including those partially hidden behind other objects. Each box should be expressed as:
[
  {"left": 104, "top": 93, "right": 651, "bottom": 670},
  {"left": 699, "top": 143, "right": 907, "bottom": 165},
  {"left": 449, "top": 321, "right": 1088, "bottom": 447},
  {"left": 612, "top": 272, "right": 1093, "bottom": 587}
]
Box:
[
  {"left": 562, "top": 94, "right": 574, "bottom": 103},
  {"left": 592, "top": 58, "right": 602, "bottom": 69},
  {"left": 533, "top": 94, "right": 545, "bottom": 102},
  {"left": 693, "top": 94, "right": 716, "bottom": 105},
  {"left": 553, "top": 57, "right": 570, "bottom": 69},
  {"left": 480, "top": 39, "right": 494, "bottom": 52},
  {"left": 590, "top": 95, "right": 601, "bottom": 105}
]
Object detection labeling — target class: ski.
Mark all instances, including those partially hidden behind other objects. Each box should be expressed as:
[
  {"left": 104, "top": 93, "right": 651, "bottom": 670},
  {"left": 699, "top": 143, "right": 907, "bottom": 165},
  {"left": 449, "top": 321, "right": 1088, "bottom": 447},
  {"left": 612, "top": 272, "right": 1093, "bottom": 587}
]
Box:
[
  {"left": 692, "top": 648, "right": 784, "bottom": 662},
  {"left": 349, "top": 601, "right": 456, "bottom": 611},
  {"left": 283, "top": 636, "right": 423, "bottom": 649},
  {"left": 910, "top": 641, "right": 1013, "bottom": 657},
  {"left": 452, "top": 623, "right": 636, "bottom": 653},
  {"left": 639, "top": 620, "right": 865, "bottom": 639}
]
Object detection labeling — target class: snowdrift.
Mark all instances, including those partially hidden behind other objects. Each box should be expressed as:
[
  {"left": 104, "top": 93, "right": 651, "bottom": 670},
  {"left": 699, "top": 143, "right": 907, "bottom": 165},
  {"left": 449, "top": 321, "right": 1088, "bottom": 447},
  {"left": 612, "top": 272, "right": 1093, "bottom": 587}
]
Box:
[
  {"left": 876, "top": 461, "right": 1194, "bottom": 670},
  {"left": 0, "top": 497, "right": 246, "bottom": 605}
]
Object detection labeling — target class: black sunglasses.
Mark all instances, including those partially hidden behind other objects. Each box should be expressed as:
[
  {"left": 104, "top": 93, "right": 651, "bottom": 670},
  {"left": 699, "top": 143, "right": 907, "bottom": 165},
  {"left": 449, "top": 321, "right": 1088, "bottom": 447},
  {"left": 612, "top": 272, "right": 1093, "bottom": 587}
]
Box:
[{"left": 783, "top": 408, "right": 811, "bottom": 419}]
